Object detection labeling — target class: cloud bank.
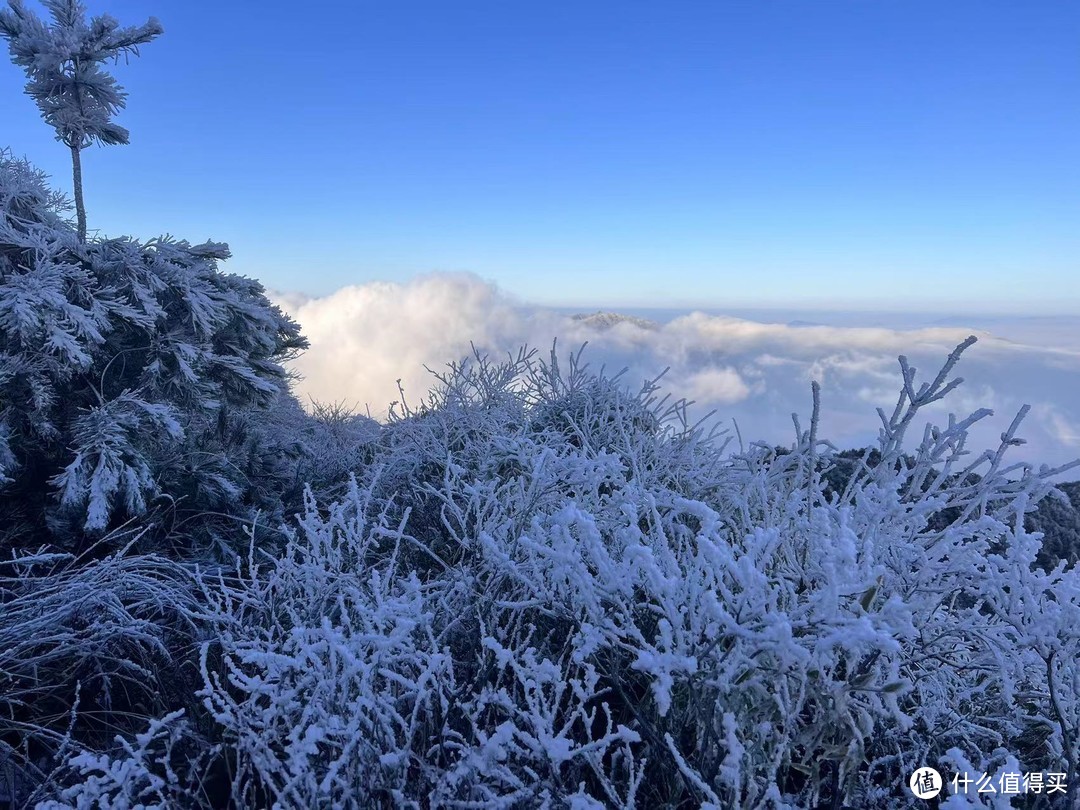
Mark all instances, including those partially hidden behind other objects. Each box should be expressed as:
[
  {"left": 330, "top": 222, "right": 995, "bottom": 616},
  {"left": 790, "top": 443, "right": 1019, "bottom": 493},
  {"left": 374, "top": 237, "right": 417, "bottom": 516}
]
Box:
[{"left": 272, "top": 274, "right": 1080, "bottom": 471}]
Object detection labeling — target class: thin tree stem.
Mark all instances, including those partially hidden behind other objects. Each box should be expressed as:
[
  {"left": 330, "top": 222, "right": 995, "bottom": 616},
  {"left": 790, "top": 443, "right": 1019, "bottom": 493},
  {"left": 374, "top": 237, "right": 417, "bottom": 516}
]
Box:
[{"left": 70, "top": 143, "right": 85, "bottom": 242}]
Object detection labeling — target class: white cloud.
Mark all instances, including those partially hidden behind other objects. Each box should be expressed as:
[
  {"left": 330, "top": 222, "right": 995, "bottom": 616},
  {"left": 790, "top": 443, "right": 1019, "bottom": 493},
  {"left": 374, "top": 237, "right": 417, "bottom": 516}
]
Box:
[
  {"left": 678, "top": 367, "right": 752, "bottom": 405},
  {"left": 1031, "top": 404, "right": 1080, "bottom": 449},
  {"left": 273, "top": 273, "right": 531, "bottom": 413},
  {"left": 272, "top": 273, "right": 1080, "bottom": 471}
]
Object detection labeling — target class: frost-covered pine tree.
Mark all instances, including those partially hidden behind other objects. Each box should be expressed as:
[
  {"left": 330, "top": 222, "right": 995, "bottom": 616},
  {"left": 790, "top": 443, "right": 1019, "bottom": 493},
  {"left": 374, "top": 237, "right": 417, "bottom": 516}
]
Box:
[
  {"left": 0, "top": 0, "right": 162, "bottom": 241},
  {"left": 0, "top": 149, "right": 308, "bottom": 551}
]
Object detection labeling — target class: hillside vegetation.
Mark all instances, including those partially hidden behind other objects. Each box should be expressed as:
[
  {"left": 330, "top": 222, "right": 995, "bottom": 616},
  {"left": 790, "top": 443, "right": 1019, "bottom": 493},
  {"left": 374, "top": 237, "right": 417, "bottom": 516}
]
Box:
[{"left": 3, "top": 149, "right": 1080, "bottom": 808}]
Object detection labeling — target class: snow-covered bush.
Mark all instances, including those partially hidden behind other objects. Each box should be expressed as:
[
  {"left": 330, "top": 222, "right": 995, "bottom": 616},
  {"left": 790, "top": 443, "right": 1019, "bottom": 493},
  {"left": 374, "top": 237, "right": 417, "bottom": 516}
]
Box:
[
  {"left": 34, "top": 709, "right": 225, "bottom": 810},
  {"left": 175, "top": 340, "right": 1080, "bottom": 808},
  {"left": 0, "top": 149, "right": 308, "bottom": 553},
  {"left": 1028, "top": 482, "right": 1080, "bottom": 569}
]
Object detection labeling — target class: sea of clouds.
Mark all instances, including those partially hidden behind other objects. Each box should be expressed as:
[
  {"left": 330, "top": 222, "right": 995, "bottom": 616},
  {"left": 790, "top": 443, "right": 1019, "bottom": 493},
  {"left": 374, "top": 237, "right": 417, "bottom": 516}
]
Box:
[{"left": 272, "top": 273, "right": 1080, "bottom": 472}]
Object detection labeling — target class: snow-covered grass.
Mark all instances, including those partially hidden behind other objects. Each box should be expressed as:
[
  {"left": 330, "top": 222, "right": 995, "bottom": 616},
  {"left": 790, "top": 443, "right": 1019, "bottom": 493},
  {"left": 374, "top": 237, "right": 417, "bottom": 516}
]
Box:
[
  {"left": 0, "top": 538, "right": 202, "bottom": 807},
  {"left": 26, "top": 340, "right": 1079, "bottom": 808}
]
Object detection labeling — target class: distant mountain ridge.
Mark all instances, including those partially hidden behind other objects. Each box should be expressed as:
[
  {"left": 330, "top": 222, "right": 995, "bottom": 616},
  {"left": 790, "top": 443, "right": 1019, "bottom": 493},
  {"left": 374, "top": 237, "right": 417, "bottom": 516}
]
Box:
[{"left": 569, "top": 310, "right": 659, "bottom": 330}]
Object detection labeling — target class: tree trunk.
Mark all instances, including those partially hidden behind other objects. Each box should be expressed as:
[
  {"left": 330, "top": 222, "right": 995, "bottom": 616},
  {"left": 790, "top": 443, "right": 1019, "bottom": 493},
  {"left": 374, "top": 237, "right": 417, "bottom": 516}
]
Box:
[{"left": 70, "top": 143, "right": 86, "bottom": 242}]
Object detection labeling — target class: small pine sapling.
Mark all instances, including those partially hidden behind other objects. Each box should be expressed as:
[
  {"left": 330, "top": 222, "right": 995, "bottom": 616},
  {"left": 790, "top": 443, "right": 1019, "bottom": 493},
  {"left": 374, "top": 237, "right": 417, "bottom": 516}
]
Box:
[{"left": 0, "top": 0, "right": 162, "bottom": 241}]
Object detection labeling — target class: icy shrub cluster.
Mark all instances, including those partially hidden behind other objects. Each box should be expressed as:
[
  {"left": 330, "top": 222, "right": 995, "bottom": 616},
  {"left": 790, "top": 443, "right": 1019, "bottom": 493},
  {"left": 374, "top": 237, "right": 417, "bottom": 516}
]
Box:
[
  {"left": 45, "top": 343, "right": 1069, "bottom": 808},
  {"left": 0, "top": 149, "right": 308, "bottom": 553}
]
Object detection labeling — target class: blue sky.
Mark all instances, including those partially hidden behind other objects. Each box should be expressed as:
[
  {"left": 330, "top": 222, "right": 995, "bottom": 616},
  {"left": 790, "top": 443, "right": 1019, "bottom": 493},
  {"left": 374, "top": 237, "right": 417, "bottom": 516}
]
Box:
[{"left": 2, "top": 0, "right": 1078, "bottom": 312}]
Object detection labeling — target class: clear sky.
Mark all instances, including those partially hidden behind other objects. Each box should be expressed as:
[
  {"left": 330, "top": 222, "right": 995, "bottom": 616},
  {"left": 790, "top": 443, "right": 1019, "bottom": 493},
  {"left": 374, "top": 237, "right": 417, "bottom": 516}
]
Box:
[{"left": 2, "top": 0, "right": 1078, "bottom": 312}]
